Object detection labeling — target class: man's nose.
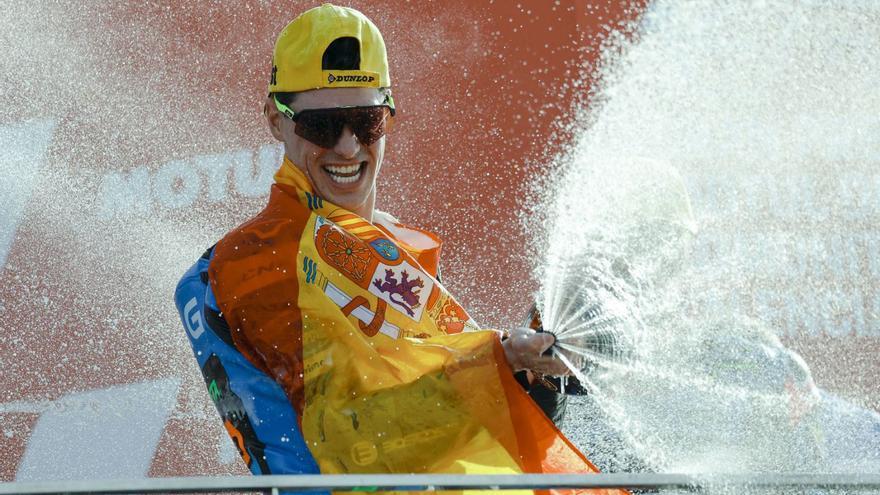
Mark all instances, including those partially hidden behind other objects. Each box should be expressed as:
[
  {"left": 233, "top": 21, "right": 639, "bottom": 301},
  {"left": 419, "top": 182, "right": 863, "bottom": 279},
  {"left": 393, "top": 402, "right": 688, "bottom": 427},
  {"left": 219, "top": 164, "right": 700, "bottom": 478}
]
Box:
[{"left": 333, "top": 126, "right": 361, "bottom": 159}]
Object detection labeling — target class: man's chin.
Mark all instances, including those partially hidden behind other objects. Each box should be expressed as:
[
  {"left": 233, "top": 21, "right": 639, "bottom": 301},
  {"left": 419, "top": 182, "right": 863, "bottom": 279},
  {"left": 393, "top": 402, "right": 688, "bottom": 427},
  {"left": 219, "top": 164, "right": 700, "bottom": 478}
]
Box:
[{"left": 316, "top": 184, "right": 369, "bottom": 212}]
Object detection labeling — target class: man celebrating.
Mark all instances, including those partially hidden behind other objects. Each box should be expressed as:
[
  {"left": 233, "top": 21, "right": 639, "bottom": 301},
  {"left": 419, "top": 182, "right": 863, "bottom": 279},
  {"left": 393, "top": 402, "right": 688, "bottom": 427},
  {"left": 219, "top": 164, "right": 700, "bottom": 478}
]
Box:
[{"left": 174, "top": 4, "right": 617, "bottom": 490}]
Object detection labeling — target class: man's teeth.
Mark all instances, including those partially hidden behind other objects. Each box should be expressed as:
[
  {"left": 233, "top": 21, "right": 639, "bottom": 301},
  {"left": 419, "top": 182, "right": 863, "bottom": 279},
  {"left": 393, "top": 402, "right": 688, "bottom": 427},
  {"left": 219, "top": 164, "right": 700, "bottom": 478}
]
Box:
[
  {"left": 325, "top": 164, "right": 362, "bottom": 184},
  {"left": 326, "top": 164, "right": 360, "bottom": 175},
  {"left": 331, "top": 171, "right": 361, "bottom": 184}
]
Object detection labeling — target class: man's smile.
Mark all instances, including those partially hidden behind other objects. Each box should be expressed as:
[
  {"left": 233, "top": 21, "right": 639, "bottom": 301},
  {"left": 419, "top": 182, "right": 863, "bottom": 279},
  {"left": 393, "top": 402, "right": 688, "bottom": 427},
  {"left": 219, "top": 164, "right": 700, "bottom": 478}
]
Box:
[{"left": 323, "top": 161, "right": 367, "bottom": 185}]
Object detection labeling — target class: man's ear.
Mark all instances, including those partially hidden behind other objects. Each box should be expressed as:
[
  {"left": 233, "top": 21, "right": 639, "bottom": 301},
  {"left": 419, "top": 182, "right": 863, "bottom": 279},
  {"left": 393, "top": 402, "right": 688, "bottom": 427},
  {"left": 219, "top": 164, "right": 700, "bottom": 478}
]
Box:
[{"left": 264, "top": 95, "right": 285, "bottom": 142}]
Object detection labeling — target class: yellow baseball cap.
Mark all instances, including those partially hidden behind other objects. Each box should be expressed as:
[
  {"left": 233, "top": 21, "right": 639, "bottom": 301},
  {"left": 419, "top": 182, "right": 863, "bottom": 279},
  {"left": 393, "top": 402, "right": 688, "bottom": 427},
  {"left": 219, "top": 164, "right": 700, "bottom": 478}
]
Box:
[{"left": 269, "top": 4, "right": 391, "bottom": 93}]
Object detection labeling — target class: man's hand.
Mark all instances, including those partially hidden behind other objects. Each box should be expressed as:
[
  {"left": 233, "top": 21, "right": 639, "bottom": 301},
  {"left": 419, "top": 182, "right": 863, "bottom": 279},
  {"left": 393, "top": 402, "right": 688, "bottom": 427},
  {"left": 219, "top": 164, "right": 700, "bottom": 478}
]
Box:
[{"left": 502, "top": 327, "right": 571, "bottom": 376}]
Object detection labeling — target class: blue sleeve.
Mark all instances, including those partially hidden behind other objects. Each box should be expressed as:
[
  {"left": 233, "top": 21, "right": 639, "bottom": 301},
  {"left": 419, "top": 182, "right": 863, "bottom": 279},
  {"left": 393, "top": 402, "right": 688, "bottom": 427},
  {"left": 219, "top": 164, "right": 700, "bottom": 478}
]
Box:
[{"left": 173, "top": 247, "right": 321, "bottom": 480}]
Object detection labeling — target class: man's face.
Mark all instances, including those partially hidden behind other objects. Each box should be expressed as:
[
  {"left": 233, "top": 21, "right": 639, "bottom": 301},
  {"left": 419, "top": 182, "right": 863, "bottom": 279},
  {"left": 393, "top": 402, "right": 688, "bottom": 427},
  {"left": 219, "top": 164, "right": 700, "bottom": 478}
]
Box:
[{"left": 266, "top": 87, "right": 386, "bottom": 218}]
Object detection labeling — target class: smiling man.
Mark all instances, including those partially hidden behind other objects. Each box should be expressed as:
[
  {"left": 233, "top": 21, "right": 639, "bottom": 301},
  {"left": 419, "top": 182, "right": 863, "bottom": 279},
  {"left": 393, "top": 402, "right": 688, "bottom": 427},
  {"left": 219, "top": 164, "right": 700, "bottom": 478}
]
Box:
[{"left": 173, "top": 4, "right": 617, "bottom": 490}]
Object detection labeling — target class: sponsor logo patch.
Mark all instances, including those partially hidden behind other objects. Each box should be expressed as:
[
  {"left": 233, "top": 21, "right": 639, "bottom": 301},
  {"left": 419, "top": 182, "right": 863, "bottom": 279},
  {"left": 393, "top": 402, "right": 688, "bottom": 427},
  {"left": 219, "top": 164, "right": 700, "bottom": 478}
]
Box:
[
  {"left": 323, "top": 70, "right": 380, "bottom": 87},
  {"left": 183, "top": 297, "right": 205, "bottom": 339},
  {"left": 328, "top": 73, "right": 375, "bottom": 84}
]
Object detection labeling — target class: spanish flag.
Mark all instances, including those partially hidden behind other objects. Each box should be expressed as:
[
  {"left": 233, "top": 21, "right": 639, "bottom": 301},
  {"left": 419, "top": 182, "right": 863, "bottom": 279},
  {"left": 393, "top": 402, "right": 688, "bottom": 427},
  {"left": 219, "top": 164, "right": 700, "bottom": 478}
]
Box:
[{"left": 208, "top": 158, "right": 626, "bottom": 494}]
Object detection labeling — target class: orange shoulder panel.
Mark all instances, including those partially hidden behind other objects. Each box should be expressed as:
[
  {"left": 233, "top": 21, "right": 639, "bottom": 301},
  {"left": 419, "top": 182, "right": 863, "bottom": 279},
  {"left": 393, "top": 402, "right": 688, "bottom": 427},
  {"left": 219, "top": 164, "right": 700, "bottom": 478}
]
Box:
[{"left": 207, "top": 184, "right": 312, "bottom": 417}]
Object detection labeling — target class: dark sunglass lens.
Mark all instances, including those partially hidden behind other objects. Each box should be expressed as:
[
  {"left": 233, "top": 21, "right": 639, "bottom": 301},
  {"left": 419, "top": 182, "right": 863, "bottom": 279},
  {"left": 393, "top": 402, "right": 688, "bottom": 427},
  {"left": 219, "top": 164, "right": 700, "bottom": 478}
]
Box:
[
  {"left": 295, "top": 111, "right": 344, "bottom": 148},
  {"left": 349, "top": 107, "right": 389, "bottom": 145}
]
